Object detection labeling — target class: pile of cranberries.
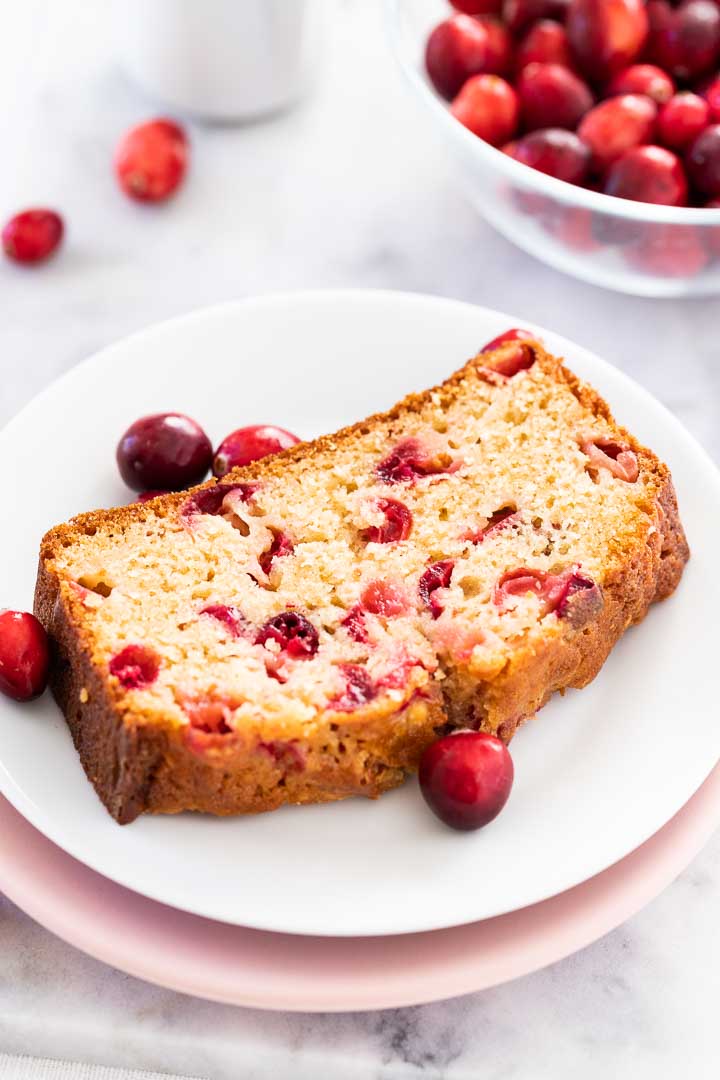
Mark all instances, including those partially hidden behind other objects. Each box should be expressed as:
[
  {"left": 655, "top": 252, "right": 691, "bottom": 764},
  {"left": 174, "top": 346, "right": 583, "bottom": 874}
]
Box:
[
  {"left": 426, "top": 0, "right": 720, "bottom": 269},
  {"left": 2, "top": 118, "right": 188, "bottom": 266}
]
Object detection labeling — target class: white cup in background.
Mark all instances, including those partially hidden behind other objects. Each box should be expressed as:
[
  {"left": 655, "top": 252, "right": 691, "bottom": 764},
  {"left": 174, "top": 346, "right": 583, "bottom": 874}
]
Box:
[{"left": 113, "top": 0, "right": 322, "bottom": 122}]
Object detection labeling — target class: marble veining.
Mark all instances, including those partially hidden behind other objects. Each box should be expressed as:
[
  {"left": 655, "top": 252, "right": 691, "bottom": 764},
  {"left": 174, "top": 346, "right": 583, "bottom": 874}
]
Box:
[{"left": 0, "top": 0, "right": 718, "bottom": 1077}]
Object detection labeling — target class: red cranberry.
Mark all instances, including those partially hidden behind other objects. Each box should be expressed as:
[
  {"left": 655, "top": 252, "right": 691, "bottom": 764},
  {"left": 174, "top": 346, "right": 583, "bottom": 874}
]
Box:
[
  {"left": 686, "top": 125, "right": 720, "bottom": 196},
  {"left": 544, "top": 205, "right": 601, "bottom": 251},
  {"left": 703, "top": 198, "right": 720, "bottom": 256},
  {"left": 425, "top": 15, "right": 507, "bottom": 100},
  {"left": 580, "top": 437, "right": 640, "bottom": 480},
  {"left": 567, "top": 0, "right": 648, "bottom": 82},
  {"left": 2, "top": 209, "right": 63, "bottom": 265},
  {"left": 184, "top": 699, "right": 234, "bottom": 738},
  {"left": 419, "top": 730, "right": 514, "bottom": 831},
  {"left": 648, "top": 0, "right": 720, "bottom": 82},
  {"left": 117, "top": 413, "right": 212, "bottom": 492},
  {"left": 361, "top": 580, "right": 409, "bottom": 618},
  {"left": 607, "top": 64, "right": 674, "bottom": 105},
  {"left": 577, "top": 95, "right": 657, "bottom": 172},
  {"left": 503, "top": 0, "right": 569, "bottom": 36},
  {"left": 200, "top": 604, "right": 246, "bottom": 636},
  {"left": 658, "top": 92, "right": 710, "bottom": 151},
  {"left": 506, "top": 128, "right": 590, "bottom": 183},
  {"left": 341, "top": 604, "right": 369, "bottom": 643},
  {"left": 109, "top": 644, "right": 160, "bottom": 690},
  {"left": 451, "top": 74, "right": 519, "bottom": 145},
  {"left": 135, "top": 489, "right": 169, "bottom": 503},
  {"left": 554, "top": 571, "right": 602, "bottom": 624},
  {"left": 516, "top": 63, "right": 594, "bottom": 131},
  {"left": 701, "top": 76, "right": 720, "bottom": 122},
  {"left": 625, "top": 224, "right": 709, "bottom": 276},
  {"left": 516, "top": 21, "right": 574, "bottom": 72},
  {"left": 330, "top": 664, "right": 377, "bottom": 712},
  {"left": 604, "top": 145, "right": 688, "bottom": 206},
  {"left": 364, "top": 498, "right": 413, "bottom": 543},
  {"left": 481, "top": 327, "right": 536, "bottom": 350},
  {"left": 181, "top": 481, "right": 256, "bottom": 519},
  {"left": 419, "top": 561, "right": 455, "bottom": 619},
  {"left": 450, "top": 0, "right": 502, "bottom": 13},
  {"left": 375, "top": 438, "right": 453, "bottom": 484},
  {"left": 114, "top": 118, "right": 188, "bottom": 202},
  {"left": 478, "top": 343, "right": 536, "bottom": 378},
  {"left": 255, "top": 612, "right": 319, "bottom": 659},
  {"left": 258, "top": 531, "right": 294, "bottom": 574},
  {"left": 0, "top": 611, "right": 49, "bottom": 702},
  {"left": 213, "top": 425, "right": 299, "bottom": 478}
]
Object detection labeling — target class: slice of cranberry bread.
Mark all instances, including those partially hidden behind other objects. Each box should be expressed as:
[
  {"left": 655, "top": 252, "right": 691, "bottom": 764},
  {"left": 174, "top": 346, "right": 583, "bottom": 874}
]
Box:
[{"left": 35, "top": 341, "right": 688, "bottom": 823}]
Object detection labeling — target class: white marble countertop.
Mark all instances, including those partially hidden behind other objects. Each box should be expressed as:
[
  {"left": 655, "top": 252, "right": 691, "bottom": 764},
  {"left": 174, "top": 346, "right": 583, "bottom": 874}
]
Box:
[{"left": 0, "top": 1, "right": 718, "bottom": 1077}]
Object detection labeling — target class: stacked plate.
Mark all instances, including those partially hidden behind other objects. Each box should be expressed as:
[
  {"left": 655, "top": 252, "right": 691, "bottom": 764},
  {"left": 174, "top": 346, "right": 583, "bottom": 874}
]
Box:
[{"left": 1, "top": 292, "right": 718, "bottom": 1011}]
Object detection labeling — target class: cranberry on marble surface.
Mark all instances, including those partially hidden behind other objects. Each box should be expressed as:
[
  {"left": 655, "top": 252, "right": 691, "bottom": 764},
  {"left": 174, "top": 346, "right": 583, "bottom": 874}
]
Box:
[
  {"left": 256, "top": 612, "right": 319, "bottom": 659},
  {"left": 419, "top": 561, "right": 455, "bottom": 619},
  {"left": 516, "top": 63, "right": 594, "bottom": 131},
  {"left": 364, "top": 498, "right": 413, "bottom": 543},
  {"left": 114, "top": 118, "right": 188, "bottom": 202},
  {"left": 2, "top": 209, "right": 63, "bottom": 264},
  {"left": 0, "top": 611, "right": 49, "bottom": 702},
  {"left": 213, "top": 425, "right": 299, "bottom": 478},
  {"left": 419, "top": 730, "right": 514, "bottom": 831},
  {"left": 451, "top": 74, "right": 519, "bottom": 145},
  {"left": 109, "top": 644, "right": 160, "bottom": 690},
  {"left": 117, "top": 413, "right": 212, "bottom": 492},
  {"left": 566, "top": 0, "right": 648, "bottom": 83},
  {"left": 506, "top": 128, "right": 590, "bottom": 184}
]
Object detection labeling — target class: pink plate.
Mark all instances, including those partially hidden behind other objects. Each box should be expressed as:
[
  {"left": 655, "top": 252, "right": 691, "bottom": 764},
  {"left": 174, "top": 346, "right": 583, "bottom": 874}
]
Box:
[{"left": 2, "top": 766, "right": 719, "bottom": 1012}]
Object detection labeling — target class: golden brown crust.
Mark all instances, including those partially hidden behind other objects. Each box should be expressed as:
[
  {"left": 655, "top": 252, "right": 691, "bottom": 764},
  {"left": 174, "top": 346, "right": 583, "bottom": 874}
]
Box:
[{"left": 35, "top": 342, "right": 689, "bottom": 822}]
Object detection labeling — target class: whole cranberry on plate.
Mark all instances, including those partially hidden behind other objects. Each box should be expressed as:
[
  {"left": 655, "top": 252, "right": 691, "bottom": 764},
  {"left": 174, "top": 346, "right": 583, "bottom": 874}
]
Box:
[
  {"left": 566, "top": 0, "right": 648, "bottom": 83},
  {"left": 516, "top": 62, "right": 594, "bottom": 132},
  {"left": 117, "top": 413, "right": 213, "bottom": 491},
  {"left": 451, "top": 74, "right": 519, "bottom": 145},
  {"left": 2, "top": 209, "right": 63, "bottom": 265},
  {"left": 604, "top": 145, "right": 688, "bottom": 206},
  {"left": 213, "top": 425, "right": 300, "bottom": 477},
  {"left": 0, "top": 610, "right": 50, "bottom": 702},
  {"left": 419, "top": 730, "right": 514, "bottom": 831},
  {"left": 425, "top": 14, "right": 508, "bottom": 100},
  {"left": 114, "top": 118, "right": 189, "bottom": 203}
]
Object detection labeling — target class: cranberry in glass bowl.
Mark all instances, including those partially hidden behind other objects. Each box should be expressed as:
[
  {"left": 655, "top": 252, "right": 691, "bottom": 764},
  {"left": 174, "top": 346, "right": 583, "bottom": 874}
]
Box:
[{"left": 387, "top": 0, "right": 720, "bottom": 296}]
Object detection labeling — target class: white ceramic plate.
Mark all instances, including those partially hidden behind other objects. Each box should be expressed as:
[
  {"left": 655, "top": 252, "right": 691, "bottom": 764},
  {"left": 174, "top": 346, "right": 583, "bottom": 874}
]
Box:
[{"left": 0, "top": 291, "right": 717, "bottom": 937}]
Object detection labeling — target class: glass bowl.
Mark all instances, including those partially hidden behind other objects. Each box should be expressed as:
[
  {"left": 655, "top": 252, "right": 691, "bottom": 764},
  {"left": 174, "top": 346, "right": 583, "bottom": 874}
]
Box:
[{"left": 386, "top": 0, "right": 720, "bottom": 297}]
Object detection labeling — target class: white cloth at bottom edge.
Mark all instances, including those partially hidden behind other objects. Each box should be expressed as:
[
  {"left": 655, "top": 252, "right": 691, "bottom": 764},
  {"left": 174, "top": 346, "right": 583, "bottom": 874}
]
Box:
[{"left": 0, "top": 1055, "right": 207, "bottom": 1080}]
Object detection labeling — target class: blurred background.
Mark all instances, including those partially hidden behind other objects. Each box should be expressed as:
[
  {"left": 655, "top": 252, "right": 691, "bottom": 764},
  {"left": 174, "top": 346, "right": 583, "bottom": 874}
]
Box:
[{"left": 0, "top": 0, "right": 717, "bottom": 455}]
